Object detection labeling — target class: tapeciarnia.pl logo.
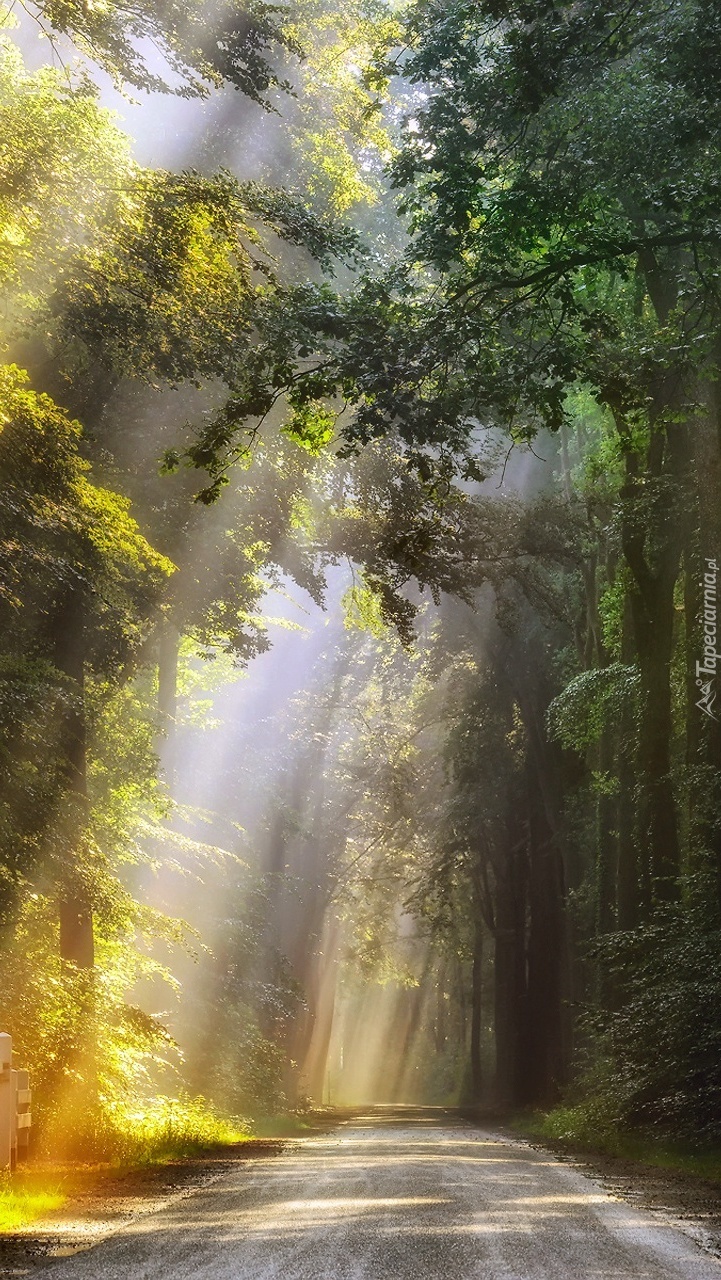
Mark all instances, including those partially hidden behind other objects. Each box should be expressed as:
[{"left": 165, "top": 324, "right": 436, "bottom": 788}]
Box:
[{"left": 696, "top": 557, "right": 719, "bottom": 721}]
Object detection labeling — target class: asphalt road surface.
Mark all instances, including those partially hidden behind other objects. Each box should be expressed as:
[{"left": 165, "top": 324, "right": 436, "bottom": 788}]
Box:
[{"left": 46, "top": 1108, "right": 721, "bottom": 1279}]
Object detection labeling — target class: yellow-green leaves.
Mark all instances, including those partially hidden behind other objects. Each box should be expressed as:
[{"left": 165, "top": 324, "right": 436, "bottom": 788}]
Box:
[
  {"left": 53, "top": 172, "right": 361, "bottom": 392},
  {"left": 283, "top": 398, "right": 337, "bottom": 453},
  {"left": 0, "top": 35, "right": 130, "bottom": 329},
  {"left": 342, "top": 576, "right": 386, "bottom": 636},
  {"left": 54, "top": 172, "right": 253, "bottom": 385},
  {"left": 75, "top": 482, "right": 175, "bottom": 581},
  {"left": 281, "top": 0, "right": 403, "bottom": 213},
  {"left": 0, "top": 363, "right": 172, "bottom": 642}
]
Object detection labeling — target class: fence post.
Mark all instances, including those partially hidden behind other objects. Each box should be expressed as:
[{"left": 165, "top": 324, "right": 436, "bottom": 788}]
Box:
[
  {"left": 15, "top": 1070, "right": 31, "bottom": 1163},
  {"left": 0, "top": 1033, "right": 12, "bottom": 1171}
]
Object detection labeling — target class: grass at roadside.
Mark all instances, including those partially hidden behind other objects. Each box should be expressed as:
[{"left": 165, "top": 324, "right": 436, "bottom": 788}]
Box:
[
  {"left": 0, "top": 1172, "right": 66, "bottom": 1231},
  {"left": 95, "top": 1095, "right": 249, "bottom": 1165},
  {"left": 0, "top": 1096, "right": 252, "bottom": 1234},
  {"left": 511, "top": 1105, "right": 721, "bottom": 1183}
]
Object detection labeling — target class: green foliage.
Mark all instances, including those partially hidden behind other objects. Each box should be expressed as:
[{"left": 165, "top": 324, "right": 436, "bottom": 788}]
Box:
[
  {"left": 0, "top": 364, "right": 173, "bottom": 641},
  {"left": 171, "top": 869, "right": 307, "bottom": 1119},
  {"left": 195, "top": 1013, "right": 289, "bottom": 1119},
  {"left": 0, "top": 891, "right": 185, "bottom": 1143},
  {"left": 342, "top": 577, "right": 386, "bottom": 637},
  {"left": 23, "top": 0, "right": 299, "bottom": 101},
  {"left": 282, "top": 0, "right": 403, "bottom": 212},
  {"left": 517, "top": 1108, "right": 721, "bottom": 1178},
  {"left": 597, "top": 575, "right": 627, "bottom": 661},
  {"left": 0, "top": 34, "right": 130, "bottom": 319},
  {"left": 283, "top": 398, "right": 337, "bottom": 453},
  {"left": 515, "top": 1095, "right": 627, "bottom": 1155},
  {"left": 89, "top": 1095, "right": 247, "bottom": 1163},
  {"left": 547, "top": 664, "right": 640, "bottom": 752},
  {"left": 584, "top": 902, "right": 721, "bottom": 1142},
  {"left": 53, "top": 172, "right": 265, "bottom": 387},
  {"left": 88, "top": 675, "right": 169, "bottom": 862},
  {"left": 0, "top": 0, "right": 719, "bottom": 1157},
  {"left": 182, "top": 0, "right": 721, "bottom": 499},
  {"left": 50, "top": 170, "right": 362, "bottom": 473},
  {"left": 0, "top": 367, "right": 173, "bottom": 916}
]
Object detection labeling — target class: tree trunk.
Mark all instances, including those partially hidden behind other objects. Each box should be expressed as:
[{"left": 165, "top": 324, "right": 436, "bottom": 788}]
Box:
[
  {"left": 53, "top": 589, "right": 94, "bottom": 970},
  {"left": 493, "top": 817, "right": 527, "bottom": 1108},
  {"left": 635, "top": 598, "right": 679, "bottom": 902},
  {"left": 596, "top": 723, "right": 618, "bottom": 934},
  {"left": 619, "top": 436, "right": 682, "bottom": 907},
  {"left": 515, "top": 686, "right": 570, "bottom": 1103},
  {"left": 617, "top": 589, "right": 641, "bottom": 929},
  {"left": 50, "top": 586, "right": 97, "bottom": 1120},
  {"left": 434, "top": 959, "right": 447, "bottom": 1054},
  {"left": 613, "top": 243, "right": 684, "bottom": 905},
  {"left": 523, "top": 764, "right": 567, "bottom": 1104},
  {"left": 301, "top": 918, "right": 340, "bottom": 1103},
  {"left": 470, "top": 915, "right": 483, "bottom": 1103}
]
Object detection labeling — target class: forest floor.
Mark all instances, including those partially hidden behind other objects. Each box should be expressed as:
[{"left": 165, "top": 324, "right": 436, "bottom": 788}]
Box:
[{"left": 1, "top": 1108, "right": 721, "bottom": 1275}]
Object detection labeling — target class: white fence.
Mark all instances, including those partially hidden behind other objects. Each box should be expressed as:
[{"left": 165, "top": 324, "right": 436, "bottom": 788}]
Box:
[{"left": 0, "top": 1034, "right": 32, "bottom": 1171}]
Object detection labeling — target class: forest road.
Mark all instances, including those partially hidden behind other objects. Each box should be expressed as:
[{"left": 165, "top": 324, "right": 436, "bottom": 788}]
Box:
[{"left": 43, "top": 1107, "right": 721, "bottom": 1280}]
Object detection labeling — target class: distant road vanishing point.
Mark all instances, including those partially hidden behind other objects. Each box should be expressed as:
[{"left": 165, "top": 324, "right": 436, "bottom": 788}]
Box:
[{"left": 46, "top": 1108, "right": 721, "bottom": 1280}]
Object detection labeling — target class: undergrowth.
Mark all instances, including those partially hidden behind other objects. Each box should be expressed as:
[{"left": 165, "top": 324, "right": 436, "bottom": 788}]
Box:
[
  {"left": 46, "top": 1094, "right": 250, "bottom": 1164},
  {"left": 513, "top": 1104, "right": 721, "bottom": 1182},
  {"left": 0, "top": 1095, "right": 249, "bottom": 1234}
]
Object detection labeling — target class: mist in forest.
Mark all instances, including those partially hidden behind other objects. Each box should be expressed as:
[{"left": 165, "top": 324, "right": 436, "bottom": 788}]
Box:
[{"left": 137, "top": 433, "right": 553, "bottom": 1115}]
